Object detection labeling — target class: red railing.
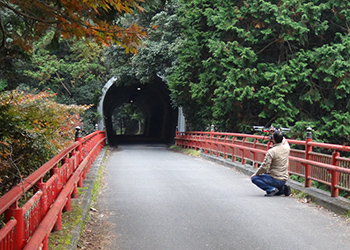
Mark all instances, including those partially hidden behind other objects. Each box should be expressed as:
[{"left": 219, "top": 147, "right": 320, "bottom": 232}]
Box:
[
  {"left": 0, "top": 128, "right": 106, "bottom": 250},
  {"left": 175, "top": 129, "right": 350, "bottom": 198}
]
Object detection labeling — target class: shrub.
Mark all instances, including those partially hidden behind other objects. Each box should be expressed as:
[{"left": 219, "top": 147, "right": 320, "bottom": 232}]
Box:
[{"left": 0, "top": 89, "right": 90, "bottom": 196}]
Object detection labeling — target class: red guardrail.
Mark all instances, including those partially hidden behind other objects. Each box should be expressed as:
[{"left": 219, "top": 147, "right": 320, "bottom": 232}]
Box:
[
  {"left": 0, "top": 128, "right": 106, "bottom": 250},
  {"left": 175, "top": 129, "right": 350, "bottom": 198}
]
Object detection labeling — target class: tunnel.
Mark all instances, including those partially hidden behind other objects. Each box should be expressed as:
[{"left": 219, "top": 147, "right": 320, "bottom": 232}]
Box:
[{"left": 99, "top": 76, "right": 178, "bottom": 145}]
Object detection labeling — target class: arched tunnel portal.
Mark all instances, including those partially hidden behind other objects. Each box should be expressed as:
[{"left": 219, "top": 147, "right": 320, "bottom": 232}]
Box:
[{"left": 99, "top": 77, "right": 178, "bottom": 145}]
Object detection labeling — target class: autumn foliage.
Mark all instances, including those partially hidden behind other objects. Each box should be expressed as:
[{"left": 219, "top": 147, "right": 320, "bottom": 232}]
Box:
[
  {"left": 0, "top": 0, "right": 147, "bottom": 53},
  {"left": 0, "top": 89, "right": 90, "bottom": 195}
]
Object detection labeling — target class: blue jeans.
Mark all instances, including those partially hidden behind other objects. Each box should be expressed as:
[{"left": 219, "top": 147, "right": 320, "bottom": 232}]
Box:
[{"left": 251, "top": 174, "right": 286, "bottom": 193}]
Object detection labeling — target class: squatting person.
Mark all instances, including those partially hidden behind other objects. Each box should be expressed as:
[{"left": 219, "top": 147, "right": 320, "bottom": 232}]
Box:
[{"left": 251, "top": 130, "right": 292, "bottom": 197}]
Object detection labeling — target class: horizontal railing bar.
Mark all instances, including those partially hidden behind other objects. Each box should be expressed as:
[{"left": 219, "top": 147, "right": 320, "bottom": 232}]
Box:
[
  {"left": 0, "top": 141, "right": 79, "bottom": 215},
  {"left": 23, "top": 137, "right": 105, "bottom": 250},
  {"left": 176, "top": 130, "right": 350, "bottom": 198},
  {"left": 0, "top": 219, "right": 17, "bottom": 242},
  {"left": 179, "top": 136, "right": 350, "bottom": 175},
  {"left": 308, "top": 141, "right": 350, "bottom": 152},
  {"left": 22, "top": 190, "right": 43, "bottom": 214},
  {"left": 289, "top": 156, "right": 350, "bottom": 175}
]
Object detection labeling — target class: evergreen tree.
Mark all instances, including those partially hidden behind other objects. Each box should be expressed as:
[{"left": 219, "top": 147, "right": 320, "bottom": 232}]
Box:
[
  {"left": 22, "top": 33, "right": 108, "bottom": 133},
  {"left": 106, "top": 0, "right": 181, "bottom": 86},
  {"left": 169, "top": 0, "right": 350, "bottom": 144}
]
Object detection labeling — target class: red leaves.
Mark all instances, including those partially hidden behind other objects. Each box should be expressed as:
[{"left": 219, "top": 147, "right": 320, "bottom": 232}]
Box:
[{"left": 4, "top": 0, "right": 147, "bottom": 53}]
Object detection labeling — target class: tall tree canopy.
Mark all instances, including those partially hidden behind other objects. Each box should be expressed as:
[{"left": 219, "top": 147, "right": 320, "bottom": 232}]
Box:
[
  {"left": 169, "top": 0, "right": 350, "bottom": 144},
  {"left": 105, "top": 0, "right": 181, "bottom": 85},
  {"left": 0, "top": 0, "right": 145, "bottom": 50},
  {"left": 0, "top": 0, "right": 146, "bottom": 89},
  {"left": 0, "top": 0, "right": 149, "bottom": 194},
  {"left": 22, "top": 32, "right": 108, "bottom": 133}
]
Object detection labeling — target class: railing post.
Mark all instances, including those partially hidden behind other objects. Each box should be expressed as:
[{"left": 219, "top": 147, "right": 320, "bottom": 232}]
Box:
[
  {"left": 216, "top": 135, "right": 220, "bottom": 157},
  {"left": 53, "top": 210, "right": 62, "bottom": 231},
  {"left": 253, "top": 138, "right": 258, "bottom": 168},
  {"left": 241, "top": 137, "right": 246, "bottom": 164},
  {"left": 72, "top": 183, "right": 78, "bottom": 199},
  {"left": 210, "top": 125, "right": 214, "bottom": 155},
  {"left": 224, "top": 136, "right": 228, "bottom": 159},
  {"left": 305, "top": 126, "right": 312, "bottom": 188},
  {"left": 64, "top": 193, "right": 72, "bottom": 212},
  {"left": 5, "top": 202, "right": 25, "bottom": 250},
  {"left": 75, "top": 126, "right": 83, "bottom": 165},
  {"left": 232, "top": 137, "right": 236, "bottom": 162},
  {"left": 43, "top": 234, "right": 49, "bottom": 250},
  {"left": 204, "top": 134, "right": 208, "bottom": 154},
  {"left": 63, "top": 157, "right": 72, "bottom": 212},
  {"left": 35, "top": 179, "right": 49, "bottom": 219},
  {"left": 331, "top": 150, "right": 340, "bottom": 197}
]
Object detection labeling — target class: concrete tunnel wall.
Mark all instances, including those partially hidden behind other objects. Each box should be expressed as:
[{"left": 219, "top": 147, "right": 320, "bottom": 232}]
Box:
[{"left": 98, "top": 77, "right": 179, "bottom": 145}]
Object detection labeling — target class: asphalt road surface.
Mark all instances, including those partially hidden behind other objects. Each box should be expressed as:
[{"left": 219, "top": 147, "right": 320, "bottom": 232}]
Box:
[{"left": 96, "top": 145, "right": 350, "bottom": 250}]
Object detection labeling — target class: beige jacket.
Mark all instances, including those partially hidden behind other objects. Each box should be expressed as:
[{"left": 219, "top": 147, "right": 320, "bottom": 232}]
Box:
[{"left": 254, "top": 139, "right": 290, "bottom": 181}]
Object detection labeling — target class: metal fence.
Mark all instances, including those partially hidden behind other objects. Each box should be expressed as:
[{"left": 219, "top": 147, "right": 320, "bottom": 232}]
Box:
[
  {"left": 0, "top": 127, "right": 105, "bottom": 250},
  {"left": 175, "top": 128, "right": 350, "bottom": 198}
]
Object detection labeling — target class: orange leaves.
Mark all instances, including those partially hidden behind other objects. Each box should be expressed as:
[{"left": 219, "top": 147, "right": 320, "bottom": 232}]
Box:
[
  {"left": 0, "top": 141, "right": 9, "bottom": 147},
  {"left": 151, "top": 24, "right": 159, "bottom": 31},
  {"left": 102, "top": 0, "right": 145, "bottom": 14},
  {"left": 0, "top": 89, "right": 90, "bottom": 149},
  {"left": 4, "top": 0, "right": 147, "bottom": 53},
  {"left": 275, "top": 36, "right": 285, "bottom": 44},
  {"left": 0, "top": 90, "right": 56, "bottom": 106},
  {"left": 0, "top": 89, "right": 93, "bottom": 194},
  {"left": 254, "top": 21, "right": 265, "bottom": 29}
]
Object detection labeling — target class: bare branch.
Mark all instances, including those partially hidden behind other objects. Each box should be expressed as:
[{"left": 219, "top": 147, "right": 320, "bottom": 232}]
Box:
[
  {"left": 0, "top": 15, "right": 5, "bottom": 50},
  {"left": 256, "top": 39, "right": 276, "bottom": 54},
  {"left": 55, "top": 72, "right": 72, "bottom": 96},
  {"left": 0, "top": 0, "right": 57, "bottom": 25}
]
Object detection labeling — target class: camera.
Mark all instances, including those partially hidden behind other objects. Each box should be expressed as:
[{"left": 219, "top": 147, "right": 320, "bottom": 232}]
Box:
[{"left": 252, "top": 125, "right": 290, "bottom": 142}]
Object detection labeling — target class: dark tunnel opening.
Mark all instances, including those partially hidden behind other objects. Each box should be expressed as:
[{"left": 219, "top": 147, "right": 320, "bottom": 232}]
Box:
[{"left": 102, "top": 78, "right": 178, "bottom": 145}]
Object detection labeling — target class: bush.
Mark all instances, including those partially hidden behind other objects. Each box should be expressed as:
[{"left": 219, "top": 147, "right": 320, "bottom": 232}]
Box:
[{"left": 0, "top": 89, "right": 90, "bottom": 196}]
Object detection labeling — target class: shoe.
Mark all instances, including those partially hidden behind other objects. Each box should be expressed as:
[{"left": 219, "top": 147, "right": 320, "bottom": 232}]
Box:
[
  {"left": 284, "top": 185, "right": 291, "bottom": 196},
  {"left": 265, "top": 188, "right": 279, "bottom": 197},
  {"left": 275, "top": 190, "right": 284, "bottom": 196}
]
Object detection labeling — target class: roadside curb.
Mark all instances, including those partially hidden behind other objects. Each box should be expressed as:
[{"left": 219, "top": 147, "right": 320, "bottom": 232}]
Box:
[
  {"left": 67, "top": 147, "right": 108, "bottom": 250},
  {"left": 201, "top": 152, "right": 350, "bottom": 216}
]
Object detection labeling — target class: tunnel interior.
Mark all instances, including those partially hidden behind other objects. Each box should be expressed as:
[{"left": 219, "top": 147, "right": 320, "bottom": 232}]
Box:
[{"left": 103, "top": 78, "right": 178, "bottom": 145}]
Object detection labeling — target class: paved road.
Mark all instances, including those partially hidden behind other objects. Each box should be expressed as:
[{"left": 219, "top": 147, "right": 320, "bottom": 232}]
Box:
[{"left": 96, "top": 145, "right": 350, "bottom": 250}]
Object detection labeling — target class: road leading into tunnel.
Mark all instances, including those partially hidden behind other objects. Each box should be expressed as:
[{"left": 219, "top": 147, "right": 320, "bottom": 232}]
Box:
[{"left": 94, "top": 145, "right": 350, "bottom": 250}]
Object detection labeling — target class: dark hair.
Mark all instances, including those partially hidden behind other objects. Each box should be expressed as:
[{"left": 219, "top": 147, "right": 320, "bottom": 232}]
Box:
[{"left": 273, "top": 130, "right": 283, "bottom": 143}]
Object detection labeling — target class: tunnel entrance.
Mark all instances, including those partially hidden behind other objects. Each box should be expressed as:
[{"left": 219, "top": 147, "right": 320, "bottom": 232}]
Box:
[{"left": 99, "top": 77, "right": 178, "bottom": 145}]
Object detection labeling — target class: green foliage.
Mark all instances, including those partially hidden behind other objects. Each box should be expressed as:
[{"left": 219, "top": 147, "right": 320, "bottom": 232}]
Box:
[
  {"left": 21, "top": 32, "right": 108, "bottom": 134},
  {"left": 112, "top": 104, "right": 145, "bottom": 135},
  {"left": 0, "top": 0, "right": 146, "bottom": 91},
  {"left": 48, "top": 203, "right": 83, "bottom": 250},
  {"left": 168, "top": 0, "right": 350, "bottom": 144},
  {"left": 169, "top": 145, "right": 201, "bottom": 157},
  {"left": 106, "top": 0, "right": 181, "bottom": 85},
  {"left": 0, "top": 89, "right": 90, "bottom": 195}
]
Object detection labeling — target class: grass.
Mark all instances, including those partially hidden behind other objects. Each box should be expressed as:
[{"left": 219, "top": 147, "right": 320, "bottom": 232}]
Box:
[
  {"left": 289, "top": 174, "right": 350, "bottom": 199},
  {"left": 48, "top": 200, "right": 83, "bottom": 249},
  {"left": 48, "top": 146, "right": 109, "bottom": 249},
  {"left": 90, "top": 148, "right": 109, "bottom": 205},
  {"left": 293, "top": 189, "right": 309, "bottom": 200},
  {"left": 169, "top": 145, "right": 201, "bottom": 157}
]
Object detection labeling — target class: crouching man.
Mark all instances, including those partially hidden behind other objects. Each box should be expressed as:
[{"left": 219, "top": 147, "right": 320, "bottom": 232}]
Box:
[{"left": 251, "top": 130, "right": 292, "bottom": 197}]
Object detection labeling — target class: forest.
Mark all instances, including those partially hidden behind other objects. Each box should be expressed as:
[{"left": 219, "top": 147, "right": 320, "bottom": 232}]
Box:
[{"left": 1, "top": 0, "right": 350, "bottom": 194}]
